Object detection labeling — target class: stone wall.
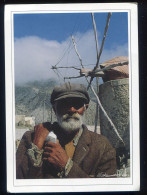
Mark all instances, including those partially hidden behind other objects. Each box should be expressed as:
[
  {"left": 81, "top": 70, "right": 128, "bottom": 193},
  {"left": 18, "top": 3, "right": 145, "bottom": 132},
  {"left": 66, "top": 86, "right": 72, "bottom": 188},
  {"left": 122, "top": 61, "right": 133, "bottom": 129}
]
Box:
[{"left": 99, "top": 78, "right": 129, "bottom": 151}]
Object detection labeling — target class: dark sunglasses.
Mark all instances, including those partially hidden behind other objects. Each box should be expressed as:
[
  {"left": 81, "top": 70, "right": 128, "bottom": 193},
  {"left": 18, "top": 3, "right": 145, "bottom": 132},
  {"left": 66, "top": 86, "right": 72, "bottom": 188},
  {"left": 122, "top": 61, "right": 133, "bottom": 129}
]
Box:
[{"left": 55, "top": 98, "right": 85, "bottom": 110}]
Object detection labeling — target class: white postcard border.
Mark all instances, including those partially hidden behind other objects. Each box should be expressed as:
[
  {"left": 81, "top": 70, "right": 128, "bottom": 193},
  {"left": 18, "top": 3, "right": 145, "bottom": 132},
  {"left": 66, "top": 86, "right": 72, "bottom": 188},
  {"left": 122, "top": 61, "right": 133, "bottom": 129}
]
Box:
[{"left": 5, "top": 3, "right": 139, "bottom": 192}]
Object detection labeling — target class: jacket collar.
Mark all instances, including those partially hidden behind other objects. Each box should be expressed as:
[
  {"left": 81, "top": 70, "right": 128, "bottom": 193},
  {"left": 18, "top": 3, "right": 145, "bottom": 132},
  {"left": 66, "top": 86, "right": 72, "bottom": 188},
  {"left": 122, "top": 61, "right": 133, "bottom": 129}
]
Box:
[
  {"left": 52, "top": 122, "right": 91, "bottom": 165},
  {"left": 73, "top": 124, "right": 91, "bottom": 165}
]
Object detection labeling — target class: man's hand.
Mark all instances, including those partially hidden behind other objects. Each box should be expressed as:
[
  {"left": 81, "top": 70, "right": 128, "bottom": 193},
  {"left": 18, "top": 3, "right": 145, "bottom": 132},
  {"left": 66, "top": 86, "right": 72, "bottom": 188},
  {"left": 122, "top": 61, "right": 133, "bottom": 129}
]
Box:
[
  {"left": 43, "top": 140, "right": 69, "bottom": 171},
  {"left": 33, "top": 123, "right": 51, "bottom": 150}
]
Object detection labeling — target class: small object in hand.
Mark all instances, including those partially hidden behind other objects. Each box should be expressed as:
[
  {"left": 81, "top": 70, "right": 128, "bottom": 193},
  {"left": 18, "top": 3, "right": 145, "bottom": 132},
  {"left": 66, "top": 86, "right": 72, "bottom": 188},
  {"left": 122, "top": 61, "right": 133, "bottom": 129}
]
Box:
[{"left": 45, "top": 131, "right": 57, "bottom": 143}]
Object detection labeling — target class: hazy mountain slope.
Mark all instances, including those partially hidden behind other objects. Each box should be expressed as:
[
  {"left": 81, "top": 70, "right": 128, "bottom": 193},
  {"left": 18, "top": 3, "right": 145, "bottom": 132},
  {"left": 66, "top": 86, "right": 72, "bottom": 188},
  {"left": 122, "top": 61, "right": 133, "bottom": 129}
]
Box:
[{"left": 15, "top": 79, "right": 98, "bottom": 125}]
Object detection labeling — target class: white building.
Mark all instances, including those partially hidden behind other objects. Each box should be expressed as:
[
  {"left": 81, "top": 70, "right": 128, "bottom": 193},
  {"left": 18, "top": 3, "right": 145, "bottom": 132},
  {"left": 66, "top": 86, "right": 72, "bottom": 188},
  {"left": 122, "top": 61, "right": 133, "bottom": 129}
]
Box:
[
  {"left": 15, "top": 115, "right": 35, "bottom": 127},
  {"left": 25, "top": 116, "right": 35, "bottom": 126}
]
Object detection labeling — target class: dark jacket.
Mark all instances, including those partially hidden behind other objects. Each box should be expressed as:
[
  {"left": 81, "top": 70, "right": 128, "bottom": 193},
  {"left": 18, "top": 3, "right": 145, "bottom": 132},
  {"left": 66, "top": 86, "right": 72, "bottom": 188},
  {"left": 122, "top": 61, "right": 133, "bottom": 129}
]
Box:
[{"left": 16, "top": 124, "right": 117, "bottom": 179}]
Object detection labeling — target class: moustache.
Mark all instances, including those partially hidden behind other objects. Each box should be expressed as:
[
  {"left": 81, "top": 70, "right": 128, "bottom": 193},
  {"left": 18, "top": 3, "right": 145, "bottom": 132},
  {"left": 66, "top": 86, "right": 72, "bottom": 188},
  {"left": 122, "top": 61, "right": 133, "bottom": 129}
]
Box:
[{"left": 62, "top": 113, "right": 81, "bottom": 121}]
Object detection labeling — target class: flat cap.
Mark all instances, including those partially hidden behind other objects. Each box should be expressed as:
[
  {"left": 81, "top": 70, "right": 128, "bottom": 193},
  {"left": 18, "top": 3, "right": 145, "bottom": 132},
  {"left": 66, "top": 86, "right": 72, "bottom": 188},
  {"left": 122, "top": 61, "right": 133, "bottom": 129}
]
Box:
[{"left": 51, "top": 82, "right": 90, "bottom": 105}]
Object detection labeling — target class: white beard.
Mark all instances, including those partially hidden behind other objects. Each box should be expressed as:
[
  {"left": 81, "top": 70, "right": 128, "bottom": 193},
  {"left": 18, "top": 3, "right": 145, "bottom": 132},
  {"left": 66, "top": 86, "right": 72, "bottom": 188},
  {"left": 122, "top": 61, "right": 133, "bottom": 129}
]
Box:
[{"left": 56, "top": 112, "right": 84, "bottom": 134}]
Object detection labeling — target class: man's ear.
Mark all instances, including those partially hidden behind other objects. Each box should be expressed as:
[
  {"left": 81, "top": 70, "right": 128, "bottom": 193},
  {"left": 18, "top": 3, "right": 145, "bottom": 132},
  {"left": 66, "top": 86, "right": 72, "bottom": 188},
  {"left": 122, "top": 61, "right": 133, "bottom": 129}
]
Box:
[{"left": 84, "top": 104, "right": 89, "bottom": 110}]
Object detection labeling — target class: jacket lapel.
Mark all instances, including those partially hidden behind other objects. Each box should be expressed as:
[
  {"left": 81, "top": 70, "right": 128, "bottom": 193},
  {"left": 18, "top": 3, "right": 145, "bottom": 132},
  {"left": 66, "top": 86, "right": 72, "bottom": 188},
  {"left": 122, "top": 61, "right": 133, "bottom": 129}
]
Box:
[{"left": 73, "top": 125, "right": 91, "bottom": 165}]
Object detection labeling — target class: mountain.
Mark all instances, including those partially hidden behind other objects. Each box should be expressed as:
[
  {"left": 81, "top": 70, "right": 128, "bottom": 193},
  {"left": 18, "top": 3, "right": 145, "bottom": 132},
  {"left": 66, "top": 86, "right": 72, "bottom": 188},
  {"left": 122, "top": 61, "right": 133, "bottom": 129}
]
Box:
[{"left": 15, "top": 79, "right": 98, "bottom": 126}]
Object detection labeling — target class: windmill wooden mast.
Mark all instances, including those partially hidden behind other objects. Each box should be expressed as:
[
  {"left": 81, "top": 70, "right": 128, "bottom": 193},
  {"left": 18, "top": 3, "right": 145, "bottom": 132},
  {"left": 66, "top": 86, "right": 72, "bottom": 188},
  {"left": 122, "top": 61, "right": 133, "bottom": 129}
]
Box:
[{"left": 51, "top": 13, "right": 128, "bottom": 145}]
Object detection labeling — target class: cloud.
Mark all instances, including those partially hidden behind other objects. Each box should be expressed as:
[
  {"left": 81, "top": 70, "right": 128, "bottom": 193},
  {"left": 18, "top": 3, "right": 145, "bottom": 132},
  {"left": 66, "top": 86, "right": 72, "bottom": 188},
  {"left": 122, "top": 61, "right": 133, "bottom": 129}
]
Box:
[
  {"left": 14, "top": 31, "right": 128, "bottom": 84},
  {"left": 100, "top": 43, "right": 128, "bottom": 62}
]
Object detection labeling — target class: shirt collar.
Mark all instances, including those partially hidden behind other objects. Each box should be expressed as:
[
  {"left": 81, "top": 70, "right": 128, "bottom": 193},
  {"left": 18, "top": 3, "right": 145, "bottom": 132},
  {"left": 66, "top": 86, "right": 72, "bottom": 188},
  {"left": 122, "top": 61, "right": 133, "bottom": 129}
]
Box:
[{"left": 73, "top": 128, "right": 83, "bottom": 146}]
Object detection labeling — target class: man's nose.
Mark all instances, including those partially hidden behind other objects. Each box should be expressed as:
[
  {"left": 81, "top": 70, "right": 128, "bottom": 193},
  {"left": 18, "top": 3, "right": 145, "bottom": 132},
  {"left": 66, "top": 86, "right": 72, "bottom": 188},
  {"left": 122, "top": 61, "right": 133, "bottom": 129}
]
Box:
[{"left": 67, "top": 106, "right": 77, "bottom": 113}]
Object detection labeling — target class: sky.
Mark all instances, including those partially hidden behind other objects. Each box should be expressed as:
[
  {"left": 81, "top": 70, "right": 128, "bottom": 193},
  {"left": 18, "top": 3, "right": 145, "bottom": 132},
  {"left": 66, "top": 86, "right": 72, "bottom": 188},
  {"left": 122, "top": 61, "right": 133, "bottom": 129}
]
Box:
[{"left": 14, "top": 12, "right": 128, "bottom": 84}]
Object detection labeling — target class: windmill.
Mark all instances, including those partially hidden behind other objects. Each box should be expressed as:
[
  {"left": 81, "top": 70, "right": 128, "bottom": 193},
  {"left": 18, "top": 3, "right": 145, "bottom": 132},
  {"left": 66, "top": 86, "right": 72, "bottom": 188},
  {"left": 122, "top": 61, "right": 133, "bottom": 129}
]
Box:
[{"left": 51, "top": 12, "right": 129, "bottom": 145}]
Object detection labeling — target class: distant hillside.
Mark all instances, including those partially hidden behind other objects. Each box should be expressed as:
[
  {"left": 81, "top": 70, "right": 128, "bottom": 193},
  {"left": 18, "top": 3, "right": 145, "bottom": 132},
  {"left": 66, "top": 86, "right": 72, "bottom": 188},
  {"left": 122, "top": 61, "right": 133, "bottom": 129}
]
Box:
[{"left": 15, "top": 79, "right": 98, "bottom": 126}]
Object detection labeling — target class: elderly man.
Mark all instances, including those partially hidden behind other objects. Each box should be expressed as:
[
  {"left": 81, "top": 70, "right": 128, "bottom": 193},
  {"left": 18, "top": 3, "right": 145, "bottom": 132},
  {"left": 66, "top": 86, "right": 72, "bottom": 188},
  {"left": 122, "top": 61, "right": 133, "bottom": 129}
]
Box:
[{"left": 16, "top": 82, "right": 116, "bottom": 179}]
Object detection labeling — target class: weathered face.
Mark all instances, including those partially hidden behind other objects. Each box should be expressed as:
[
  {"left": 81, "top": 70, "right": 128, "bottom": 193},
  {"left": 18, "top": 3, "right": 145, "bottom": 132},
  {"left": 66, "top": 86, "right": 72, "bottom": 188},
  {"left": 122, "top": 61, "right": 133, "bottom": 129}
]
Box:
[{"left": 54, "top": 98, "right": 88, "bottom": 133}]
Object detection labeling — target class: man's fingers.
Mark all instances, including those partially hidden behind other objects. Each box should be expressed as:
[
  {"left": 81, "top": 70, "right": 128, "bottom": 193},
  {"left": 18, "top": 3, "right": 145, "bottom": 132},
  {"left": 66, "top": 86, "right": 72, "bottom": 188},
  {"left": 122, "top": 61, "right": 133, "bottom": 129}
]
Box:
[
  {"left": 43, "top": 157, "right": 48, "bottom": 161},
  {"left": 34, "top": 123, "right": 43, "bottom": 131},
  {"left": 43, "top": 156, "right": 57, "bottom": 164},
  {"left": 47, "top": 157, "right": 55, "bottom": 164},
  {"left": 45, "top": 142, "right": 56, "bottom": 147},
  {"left": 45, "top": 140, "right": 60, "bottom": 147},
  {"left": 43, "top": 152, "right": 51, "bottom": 157},
  {"left": 34, "top": 123, "right": 50, "bottom": 134},
  {"left": 44, "top": 146, "right": 53, "bottom": 152},
  {"left": 46, "top": 139, "right": 60, "bottom": 145}
]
